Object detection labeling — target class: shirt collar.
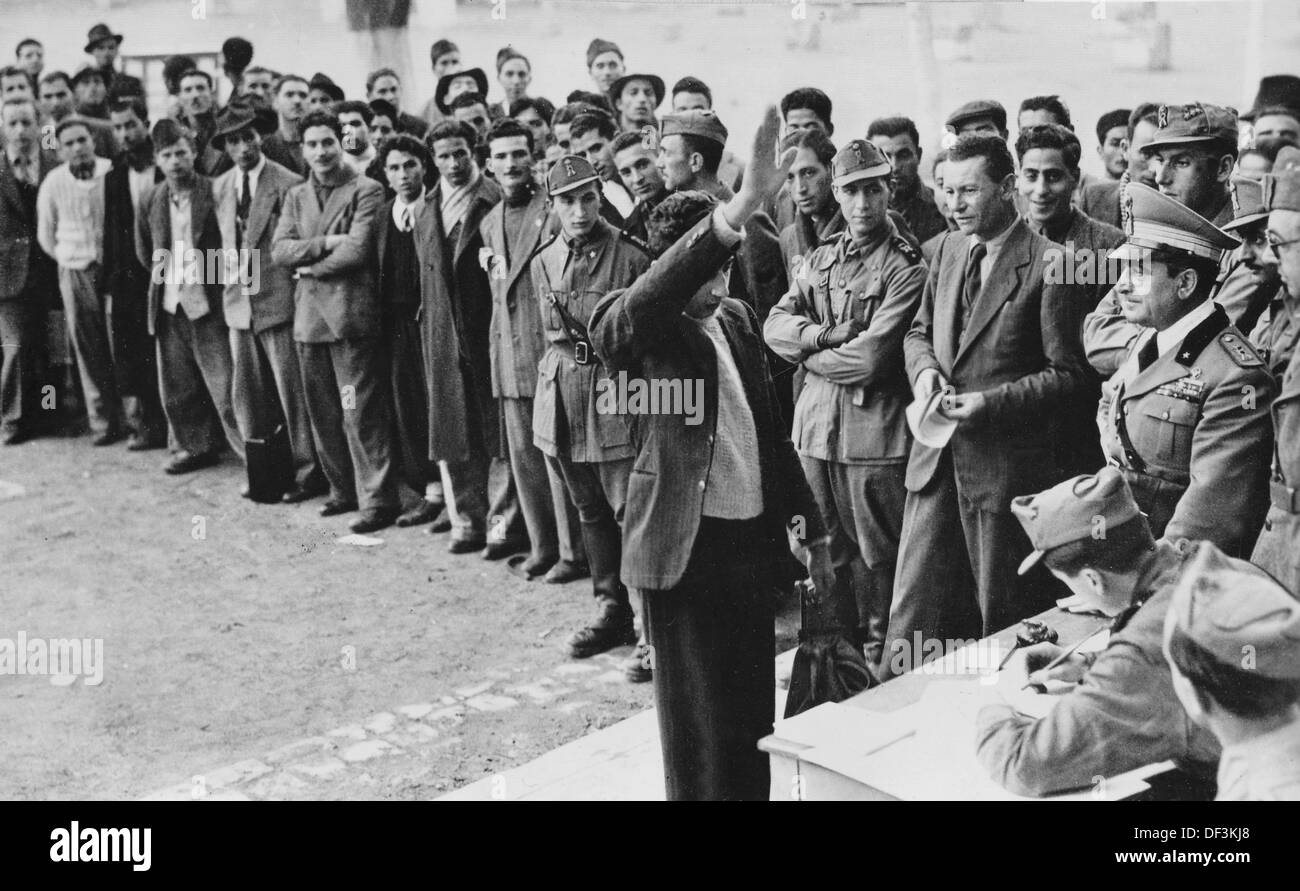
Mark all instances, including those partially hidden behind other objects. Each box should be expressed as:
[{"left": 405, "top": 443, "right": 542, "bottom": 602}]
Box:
[
  {"left": 1155, "top": 298, "right": 1218, "bottom": 356},
  {"left": 970, "top": 214, "right": 1018, "bottom": 253},
  {"left": 395, "top": 186, "right": 426, "bottom": 212}
]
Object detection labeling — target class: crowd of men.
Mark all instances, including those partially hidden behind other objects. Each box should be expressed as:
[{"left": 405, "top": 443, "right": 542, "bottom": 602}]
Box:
[{"left": 2, "top": 23, "right": 1298, "bottom": 802}]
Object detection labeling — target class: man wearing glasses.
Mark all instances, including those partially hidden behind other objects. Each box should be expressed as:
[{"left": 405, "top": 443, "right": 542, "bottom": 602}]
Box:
[
  {"left": 1098, "top": 181, "right": 1273, "bottom": 558},
  {"left": 1252, "top": 151, "right": 1300, "bottom": 591}
]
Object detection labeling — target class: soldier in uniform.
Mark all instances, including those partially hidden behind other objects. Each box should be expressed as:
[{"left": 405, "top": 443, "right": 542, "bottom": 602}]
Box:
[
  {"left": 975, "top": 468, "right": 1219, "bottom": 799},
  {"left": 1164, "top": 542, "right": 1300, "bottom": 801},
  {"left": 1223, "top": 170, "right": 1288, "bottom": 376},
  {"left": 1099, "top": 182, "right": 1273, "bottom": 558},
  {"left": 529, "top": 155, "right": 652, "bottom": 666},
  {"left": 1251, "top": 155, "right": 1300, "bottom": 591},
  {"left": 764, "top": 139, "right": 925, "bottom": 670}
]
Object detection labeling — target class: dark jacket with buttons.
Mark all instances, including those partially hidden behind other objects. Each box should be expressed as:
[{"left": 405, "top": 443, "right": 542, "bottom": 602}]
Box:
[{"left": 589, "top": 213, "right": 826, "bottom": 591}]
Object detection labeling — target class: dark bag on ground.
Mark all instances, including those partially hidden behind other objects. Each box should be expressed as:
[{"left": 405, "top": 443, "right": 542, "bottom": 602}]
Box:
[
  {"left": 783, "top": 577, "right": 876, "bottom": 718},
  {"left": 245, "top": 424, "right": 294, "bottom": 503}
]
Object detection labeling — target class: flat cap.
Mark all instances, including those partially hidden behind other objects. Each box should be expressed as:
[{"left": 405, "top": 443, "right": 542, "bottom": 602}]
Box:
[
  {"left": 1263, "top": 145, "right": 1300, "bottom": 213},
  {"left": 832, "top": 139, "right": 891, "bottom": 187},
  {"left": 1223, "top": 174, "right": 1269, "bottom": 232},
  {"left": 945, "top": 99, "right": 1007, "bottom": 134},
  {"left": 1010, "top": 467, "right": 1143, "bottom": 575},
  {"left": 1169, "top": 542, "right": 1300, "bottom": 680},
  {"left": 1109, "top": 181, "right": 1240, "bottom": 263},
  {"left": 547, "top": 154, "right": 602, "bottom": 196},
  {"left": 660, "top": 109, "right": 728, "bottom": 148},
  {"left": 1141, "top": 102, "right": 1238, "bottom": 155}
]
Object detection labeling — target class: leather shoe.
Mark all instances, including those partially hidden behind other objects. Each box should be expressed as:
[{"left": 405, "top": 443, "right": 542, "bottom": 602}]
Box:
[
  {"left": 126, "top": 434, "right": 165, "bottom": 451},
  {"left": 566, "top": 608, "right": 636, "bottom": 658},
  {"left": 282, "top": 482, "right": 328, "bottom": 504},
  {"left": 482, "top": 538, "right": 528, "bottom": 561},
  {"left": 506, "top": 553, "right": 556, "bottom": 581},
  {"left": 448, "top": 535, "right": 485, "bottom": 554},
  {"left": 349, "top": 508, "right": 399, "bottom": 534},
  {"left": 2, "top": 427, "right": 32, "bottom": 446},
  {"left": 425, "top": 514, "right": 453, "bottom": 534},
  {"left": 164, "top": 450, "right": 220, "bottom": 475},
  {"left": 92, "top": 429, "right": 125, "bottom": 447},
  {"left": 543, "top": 559, "right": 590, "bottom": 584},
  {"left": 396, "top": 499, "right": 443, "bottom": 527},
  {"left": 319, "top": 499, "right": 358, "bottom": 517}
]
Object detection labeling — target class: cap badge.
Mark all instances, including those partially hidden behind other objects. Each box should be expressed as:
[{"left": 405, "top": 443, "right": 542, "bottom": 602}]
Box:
[
  {"left": 563, "top": 158, "right": 577, "bottom": 178},
  {"left": 1157, "top": 105, "right": 1169, "bottom": 129}
]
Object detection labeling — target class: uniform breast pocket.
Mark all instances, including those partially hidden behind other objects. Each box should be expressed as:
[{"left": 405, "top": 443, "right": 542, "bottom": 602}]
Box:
[
  {"left": 1140, "top": 398, "right": 1199, "bottom": 465},
  {"left": 532, "top": 355, "right": 559, "bottom": 444}
]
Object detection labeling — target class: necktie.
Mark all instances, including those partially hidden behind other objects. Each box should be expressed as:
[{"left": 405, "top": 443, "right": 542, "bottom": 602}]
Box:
[
  {"left": 957, "top": 241, "right": 987, "bottom": 339},
  {"left": 401, "top": 205, "right": 413, "bottom": 233},
  {"left": 1137, "top": 333, "right": 1159, "bottom": 372}
]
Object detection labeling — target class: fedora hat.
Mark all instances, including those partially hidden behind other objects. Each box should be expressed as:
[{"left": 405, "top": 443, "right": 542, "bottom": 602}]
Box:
[
  {"left": 211, "top": 101, "right": 277, "bottom": 149},
  {"left": 84, "top": 24, "right": 124, "bottom": 54},
  {"left": 435, "top": 67, "right": 488, "bottom": 114}
]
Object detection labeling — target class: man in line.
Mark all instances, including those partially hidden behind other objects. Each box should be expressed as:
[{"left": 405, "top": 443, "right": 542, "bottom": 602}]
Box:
[
  {"left": 83, "top": 23, "right": 144, "bottom": 100},
  {"left": 365, "top": 68, "right": 428, "bottom": 139},
  {"left": 868, "top": 116, "right": 946, "bottom": 244},
  {"left": 1250, "top": 156, "right": 1300, "bottom": 592},
  {"left": 569, "top": 111, "right": 635, "bottom": 224},
  {"left": 766, "top": 88, "right": 835, "bottom": 232},
  {"left": 262, "top": 74, "right": 310, "bottom": 177},
  {"left": 419, "top": 39, "right": 462, "bottom": 127},
  {"left": 765, "top": 139, "right": 925, "bottom": 671},
  {"left": 777, "top": 129, "right": 840, "bottom": 277},
  {"left": 421, "top": 121, "right": 507, "bottom": 554},
  {"left": 1095, "top": 108, "right": 1131, "bottom": 181},
  {"left": 15, "top": 39, "right": 42, "bottom": 81},
  {"left": 176, "top": 69, "right": 222, "bottom": 176},
  {"left": 72, "top": 67, "right": 109, "bottom": 121},
  {"left": 271, "top": 110, "right": 398, "bottom": 531},
  {"left": 103, "top": 95, "right": 165, "bottom": 451},
  {"left": 974, "top": 468, "right": 1219, "bottom": 798},
  {"left": 213, "top": 103, "right": 324, "bottom": 504},
  {"left": 609, "top": 72, "right": 662, "bottom": 136},
  {"left": 135, "top": 119, "right": 243, "bottom": 474},
  {"left": 0, "top": 97, "right": 58, "bottom": 445},
  {"left": 586, "top": 39, "right": 624, "bottom": 96},
  {"left": 1097, "top": 182, "right": 1272, "bottom": 557},
  {"left": 884, "top": 134, "right": 1090, "bottom": 675},
  {"left": 37, "top": 118, "right": 122, "bottom": 445},
  {"left": 373, "top": 135, "right": 447, "bottom": 529},
  {"left": 480, "top": 120, "right": 587, "bottom": 583},
  {"left": 611, "top": 129, "right": 667, "bottom": 245},
  {"left": 38, "top": 71, "right": 116, "bottom": 158},
  {"left": 1241, "top": 74, "right": 1300, "bottom": 148},
  {"left": 946, "top": 100, "right": 1008, "bottom": 141},
  {"left": 529, "top": 154, "right": 652, "bottom": 661},
  {"left": 508, "top": 97, "right": 555, "bottom": 161},
  {"left": 669, "top": 77, "right": 743, "bottom": 191},
  {"left": 589, "top": 106, "right": 834, "bottom": 798},
  {"left": 1080, "top": 103, "right": 1161, "bottom": 227},
  {"left": 336, "top": 101, "right": 377, "bottom": 175},
  {"left": 241, "top": 66, "right": 277, "bottom": 106}
]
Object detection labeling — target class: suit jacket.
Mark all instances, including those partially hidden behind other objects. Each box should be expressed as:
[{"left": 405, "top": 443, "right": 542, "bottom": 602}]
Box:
[
  {"left": 135, "top": 175, "right": 225, "bottom": 335},
  {"left": 103, "top": 156, "right": 160, "bottom": 303},
  {"left": 214, "top": 159, "right": 303, "bottom": 332},
  {"left": 0, "top": 149, "right": 58, "bottom": 301},
  {"left": 903, "top": 220, "right": 1090, "bottom": 509},
  {"left": 1078, "top": 178, "right": 1121, "bottom": 229},
  {"left": 271, "top": 165, "right": 385, "bottom": 343},
  {"left": 589, "top": 213, "right": 827, "bottom": 590},
  {"left": 399, "top": 175, "right": 502, "bottom": 461},
  {"left": 479, "top": 187, "right": 556, "bottom": 400}
]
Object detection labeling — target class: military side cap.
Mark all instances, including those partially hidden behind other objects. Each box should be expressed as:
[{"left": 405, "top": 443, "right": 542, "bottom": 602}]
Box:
[
  {"left": 1010, "top": 467, "right": 1143, "bottom": 575},
  {"left": 1109, "top": 181, "right": 1240, "bottom": 263},
  {"left": 832, "top": 139, "right": 891, "bottom": 187},
  {"left": 660, "top": 109, "right": 728, "bottom": 148},
  {"left": 1169, "top": 542, "right": 1300, "bottom": 680},
  {"left": 1223, "top": 174, "right": 1268, "bottom": 232},
  {"left": 1141, "top": 102, "right": 1238, "bottom": 155},
  {"left": 945, "top": 99, "right": 1006, "bottom": 133},
  {"left": 1263, "top": 145, "right": 1300, "bottom": 213},
  {"left": 547, "top": 154, "right": 602, "bottom": 196},
  {"left": 586, "top": 38, "right": 622, "bottom": 68}
]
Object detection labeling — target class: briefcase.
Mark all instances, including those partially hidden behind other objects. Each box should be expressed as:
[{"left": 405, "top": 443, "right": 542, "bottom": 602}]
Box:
[
  {"left": 245, "top": 424, "right": 294, "bottom": 504},
  {"left": 783, "top": 575, "right": 876, "bottom": 719}
]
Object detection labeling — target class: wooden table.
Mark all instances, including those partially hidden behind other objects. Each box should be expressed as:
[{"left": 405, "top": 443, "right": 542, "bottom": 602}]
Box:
[{"left": 760, "top": 606, "right": 1124, "bottom": 801}]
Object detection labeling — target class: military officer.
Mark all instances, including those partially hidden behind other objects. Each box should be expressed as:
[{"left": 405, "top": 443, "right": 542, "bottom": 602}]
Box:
[
  {"left": 764, "top": 139, "right": 925, "bottom": 669},
  {"left": 1223, "top": 170, "right": 1289, "bottom": 378},
  {"left": 529, "top": 155, "right": 652, "bottom": 665},
  {"left": 1251, "top": 153, "right": 1300, "bottom": 591},
  {"left": 1164, "top": 542, "right": 1300, "bottom": 801},
  {"left": 975, "top": 467, "right": 1219, "bottom": 798},
  {"left": 1099, "top": 182, "right": 1273, "bottom": 558}
]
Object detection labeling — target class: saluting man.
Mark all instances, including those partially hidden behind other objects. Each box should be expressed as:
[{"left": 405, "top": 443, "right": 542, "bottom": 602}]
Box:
[
  {"left": 764, "top": 139, "right": 925, "bottom": 671},
  {"left": 1099, "top": 182, "right": 1273, "bottom": 558}
]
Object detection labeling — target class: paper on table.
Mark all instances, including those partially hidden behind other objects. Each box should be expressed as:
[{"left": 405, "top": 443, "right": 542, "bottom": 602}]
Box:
[{"left": 775, "top": 701, "right": 916, "bottom": 752}]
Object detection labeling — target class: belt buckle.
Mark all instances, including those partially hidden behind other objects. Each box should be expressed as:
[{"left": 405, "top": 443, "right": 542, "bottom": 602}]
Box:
[
  {"left": 1272, "top": 480, "right": 1299, "bottom": 514},
  {"left": 574, "top": 341, "right": 592, "bottom": 365}
]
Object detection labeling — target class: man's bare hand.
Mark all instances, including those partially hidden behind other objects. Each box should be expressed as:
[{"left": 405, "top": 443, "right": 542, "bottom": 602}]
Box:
[
  {"left": 913, "top": 368, "right": 947, "bottom": 402},
  {"left": 940, "top": 390, "right": 986, "bottom": 422},
  {"left": 722, "top": 105, "right": 796, "bottom": 230}
]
